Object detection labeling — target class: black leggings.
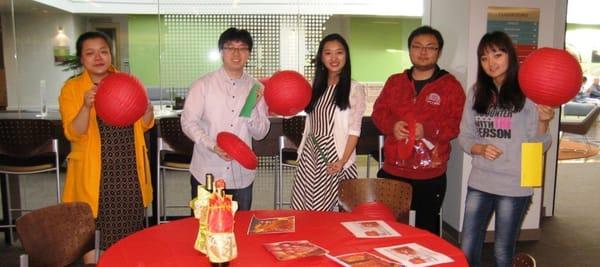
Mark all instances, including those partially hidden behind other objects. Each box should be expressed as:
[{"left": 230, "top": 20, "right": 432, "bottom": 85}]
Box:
[{"left": 377, "top": 169, "right": 446, "bottom": 235}]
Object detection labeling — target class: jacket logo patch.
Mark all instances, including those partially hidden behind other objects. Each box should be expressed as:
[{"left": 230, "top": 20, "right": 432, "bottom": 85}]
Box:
[{"left": 426, "top": 93, "right": 441, "bottom": 105}]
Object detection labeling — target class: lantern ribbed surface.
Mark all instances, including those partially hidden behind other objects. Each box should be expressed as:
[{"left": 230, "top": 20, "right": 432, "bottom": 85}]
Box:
[
  {"left": 518, "top": 48, "right": 582, "bottom": 106},
  {"left": 264, "top": 70, "right": 312, "bottom": 116},
  {"left": 95, "top": 73, "right": 148, "bottom": 127}
]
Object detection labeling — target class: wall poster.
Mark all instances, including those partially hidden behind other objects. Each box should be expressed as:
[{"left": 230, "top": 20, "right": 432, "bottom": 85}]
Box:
[{"left": 487, "top": 6, "right": 540, "bottom": 64}]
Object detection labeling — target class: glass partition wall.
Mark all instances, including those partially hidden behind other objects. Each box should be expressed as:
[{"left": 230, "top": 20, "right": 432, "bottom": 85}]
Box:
[
  {"left": 0, "top": 0, "right": 422, "bottom": 113},
  {"left": 0, "top": 0, "right": 422, "bottom": 212}
]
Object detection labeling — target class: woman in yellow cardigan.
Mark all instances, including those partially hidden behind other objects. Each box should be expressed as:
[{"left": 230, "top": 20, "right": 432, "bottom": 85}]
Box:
[{"left": 59, "top": 31, "right": 154, "bottom": 261}]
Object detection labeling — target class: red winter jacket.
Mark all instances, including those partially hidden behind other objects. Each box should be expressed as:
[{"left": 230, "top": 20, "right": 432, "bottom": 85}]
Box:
[{"left": 372, "top": 67, "right": 465, "bottom": 179}]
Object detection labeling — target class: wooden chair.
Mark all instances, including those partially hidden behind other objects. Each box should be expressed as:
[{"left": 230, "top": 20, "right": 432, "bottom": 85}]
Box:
[
  {"left": 0, "top": 119, "right": 61, "bottom": 244},
  {"left": 156, "top": 117, "right": 193, "bottom": 224},
  {"left": 512, "top": 252, "right": 536, "bottom": 267},
  {"left": 16, "top": 202, "right": 99, "bottom": 267},
  {"left": 338, "top": 178, "right": 414, "bottom": 224}
]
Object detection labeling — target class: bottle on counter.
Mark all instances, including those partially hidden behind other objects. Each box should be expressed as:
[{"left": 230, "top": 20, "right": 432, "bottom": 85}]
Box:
[{"left": 205, "top": 173, "right": 214, "bottom": 192}]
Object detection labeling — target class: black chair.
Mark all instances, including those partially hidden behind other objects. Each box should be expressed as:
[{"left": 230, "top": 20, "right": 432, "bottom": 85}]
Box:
[
  {"left": 355, "top": 117, "right": 384, "bottom": 177},
  {"left": 156, "top": 117, "right": 193, "bottom": 224},
  {"left": 0, "top": 119, "right": 61, "bottom": 244},
  {"left": 281, "top": 115, "right": 305, "bottom": 164},
  {"left": 276, "top": 116, "right": 305, "bottom": 209}
]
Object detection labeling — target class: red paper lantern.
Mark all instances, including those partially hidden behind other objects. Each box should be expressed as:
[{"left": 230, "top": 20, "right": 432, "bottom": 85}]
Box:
[
  {"left": 95, "top": 73, "right": 148, "bottom": 127},
  {"left": 264, "top": 70, "right": 312, "bottom": 116},
  {"left": 216, "top": 132, "right": 258, "bottom": 170},
  {"left": 519, "top": 48, "right": 582, "bottom": 106}
]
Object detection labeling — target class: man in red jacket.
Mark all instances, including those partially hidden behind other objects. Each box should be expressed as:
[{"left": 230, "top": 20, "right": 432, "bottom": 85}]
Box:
[{"left": 372, "top": 26, "right": 465, "bottom": 234}]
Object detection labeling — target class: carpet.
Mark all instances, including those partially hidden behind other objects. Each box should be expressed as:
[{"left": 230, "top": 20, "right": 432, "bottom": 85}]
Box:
[{"left": 558, "top": 139, "right": 599, "bottom": 160}]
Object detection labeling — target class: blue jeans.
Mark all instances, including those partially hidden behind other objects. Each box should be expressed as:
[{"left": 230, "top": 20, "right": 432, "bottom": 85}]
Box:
[
  {"left": 460, "top": 187, "right": 531, "bottom": 267},
  {"left": 190, "top": 175, "right": 254, "bottom": 211}
]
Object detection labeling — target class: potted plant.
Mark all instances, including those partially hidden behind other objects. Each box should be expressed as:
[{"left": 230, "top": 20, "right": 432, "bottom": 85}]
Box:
[{"left": 57, "top": 55, "right": 82, "bottom": 79}]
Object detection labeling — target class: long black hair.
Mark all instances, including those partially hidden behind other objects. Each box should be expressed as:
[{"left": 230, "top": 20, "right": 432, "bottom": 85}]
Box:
[
  {"left": 473, "top": 31, "right": 525, "bottom": 114},
  {"left": 305, "top": 33, "right": 351, "bottom": 113}
]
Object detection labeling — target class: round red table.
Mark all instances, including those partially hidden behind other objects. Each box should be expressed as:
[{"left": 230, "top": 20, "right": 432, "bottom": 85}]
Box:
[{"left": 98, "top": 210, "right": 467, "bottom": 266}]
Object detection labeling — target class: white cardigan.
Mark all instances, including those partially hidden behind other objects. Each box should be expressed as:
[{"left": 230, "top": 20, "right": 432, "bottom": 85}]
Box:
[{"left": 297, "top": 81, "right": 367, "bottom": 169}]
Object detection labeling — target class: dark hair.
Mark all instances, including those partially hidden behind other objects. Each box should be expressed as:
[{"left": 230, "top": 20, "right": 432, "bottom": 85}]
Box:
[
  {"left": 473, "top": 31, "right": 525, "bottom": 114},
  {"left": 218, "top": 27, "right": 253, "bottom": 52},
  {"left": 305, "top": 33, "right": 352, "bottom": 113},
  {"left": 408, "top": 26, "right": 444, "bottom": 51},
  {"left": 76, "top": 31, "right": 113, "bottom": 61}
]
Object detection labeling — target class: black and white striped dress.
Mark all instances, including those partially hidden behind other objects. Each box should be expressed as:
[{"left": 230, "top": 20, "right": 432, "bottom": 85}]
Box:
[{"left": 291, "top": 85, "right": 358, "bottom": 211}]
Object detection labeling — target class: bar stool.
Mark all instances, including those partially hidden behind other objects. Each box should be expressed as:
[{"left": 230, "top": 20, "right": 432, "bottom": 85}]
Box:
[
  {"left": 156, "top": 117, "right": 193, "bottom": 224},
  {"left": 0, "top": 119, "right": 61, "bottom": 244},
  {"left": 275, "top": 116, "right": 305, "bottom": 209}
]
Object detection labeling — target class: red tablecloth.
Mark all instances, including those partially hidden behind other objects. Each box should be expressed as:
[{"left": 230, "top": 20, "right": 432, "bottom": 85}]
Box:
[{"left": 98, "top": 210, "right": 467, "bottom": 266}]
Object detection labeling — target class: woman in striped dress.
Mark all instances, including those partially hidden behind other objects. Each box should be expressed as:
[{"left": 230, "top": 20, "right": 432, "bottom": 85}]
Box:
[{"left": 291, "top": 33, "right": 366, "bottom": 211}]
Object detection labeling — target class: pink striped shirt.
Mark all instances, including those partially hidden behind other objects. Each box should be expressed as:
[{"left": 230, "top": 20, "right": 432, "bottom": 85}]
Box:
[{"left": 181, "top": 67, "right": 270, "bottom": 189}]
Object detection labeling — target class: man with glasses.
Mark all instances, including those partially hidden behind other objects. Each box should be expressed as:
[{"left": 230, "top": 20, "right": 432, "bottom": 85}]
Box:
[
  {"left": 372, "top": 26, "right": 465, "bottom": 234},
  {"left": 182, "top": 27, "right": 270, "bottom": 210}
]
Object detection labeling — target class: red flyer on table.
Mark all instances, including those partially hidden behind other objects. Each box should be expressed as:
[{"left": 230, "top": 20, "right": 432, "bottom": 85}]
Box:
[
  {"left": 374, "top": 243, "right": 453, "bottom": 267},
  {"left": 247, "top": 215, "right": 295, "bottom": 234},
  {"left": 327, "top": 252, "right": 404, "bottom": 267},
  {"left": 264, "top": 240, "right": 329, "bottom": 261},
  {"left": 341, "top": 220, "right": 401, "bottom": 238}
]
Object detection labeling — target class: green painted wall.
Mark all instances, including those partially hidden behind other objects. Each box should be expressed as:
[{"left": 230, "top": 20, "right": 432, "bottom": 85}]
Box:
[
  {"left": 128, "top": 15, "right": 421, "bottom": 85},
  {"left": 128, "top": 15, "right": 161, "bottom": 86},
  {"left": 566, "top": 23, "right": 600, "bottom": 77},
  {"left": 129, "top": 15, "right": 235, "bottom": 88},
  {"left": 349, "top": 17, "right": 421, "bottom": 82}
]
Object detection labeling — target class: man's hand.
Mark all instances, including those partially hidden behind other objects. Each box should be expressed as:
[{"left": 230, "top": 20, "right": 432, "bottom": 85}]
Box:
[
  {"left": 415, "top": 123, "right": 424, "bottom": 140},
  {"left": 213, "top": 145, "right": 232, "bottom": 161},
  {"left": 393, "top": 120, "right": 408, "bottom": 140},
  {"left": 256, "top": 86, "right": 264, "bottom": 102},
  {"left": 393, "top": 121, "right": 424, "bottom": 140}
]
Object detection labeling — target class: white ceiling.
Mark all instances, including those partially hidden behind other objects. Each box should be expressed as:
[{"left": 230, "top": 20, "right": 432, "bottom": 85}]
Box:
[
  {"left": 567, "top": 0, "right": 600, "bottom": 25},
  {"left": 4, "top": 0, "right": 423, "bottom": 16},
  {"left": 0, "top": 0, "right": 64, "bottom": 14},
  {"left": 3, "top": 0, "right": 598, "bottom": 25}
]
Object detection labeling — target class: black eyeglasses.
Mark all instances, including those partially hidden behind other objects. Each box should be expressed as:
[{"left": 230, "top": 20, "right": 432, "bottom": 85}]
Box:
[
  {"left": 222, "top": 46, "right": 250, "bottom": 53},
  {"left": 410, "top": 45, "right": 439, "bottom": 53}
]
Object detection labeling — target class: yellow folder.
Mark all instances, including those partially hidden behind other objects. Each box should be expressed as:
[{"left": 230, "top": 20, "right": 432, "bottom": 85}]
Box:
[{"left": 521, "top": 142, "right": 543, "bottom": 187}]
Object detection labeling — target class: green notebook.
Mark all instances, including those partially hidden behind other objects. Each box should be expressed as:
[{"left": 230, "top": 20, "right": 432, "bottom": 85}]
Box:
[{"left": 239, "top": 83, "right": 261, "bottom": 118}]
